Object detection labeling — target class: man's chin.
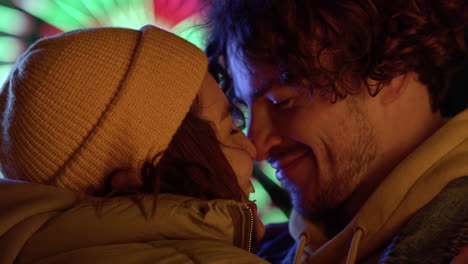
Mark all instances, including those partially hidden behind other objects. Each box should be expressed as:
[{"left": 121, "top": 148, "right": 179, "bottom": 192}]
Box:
[
  {"left": 289, "top": 193, "right": 318, "bottom": 216},
  {"left": 293, "top": 203, "right": 336, "bottom": 221},
  {"left": 290, "top": 192, "right": 343, "bottom": 218}
]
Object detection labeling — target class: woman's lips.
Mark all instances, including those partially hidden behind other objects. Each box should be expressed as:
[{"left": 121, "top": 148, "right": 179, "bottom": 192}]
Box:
[
  {"left": 243, "top": 179, "right": 255, "bottom": 198},
  {"left": 247, "top": 179, "right": 255, "bottom": 194}
]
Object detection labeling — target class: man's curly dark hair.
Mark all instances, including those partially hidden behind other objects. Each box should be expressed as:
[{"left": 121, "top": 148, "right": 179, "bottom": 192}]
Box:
[{"left": 203, "top": 0, "right": 467, "bottom": 116}]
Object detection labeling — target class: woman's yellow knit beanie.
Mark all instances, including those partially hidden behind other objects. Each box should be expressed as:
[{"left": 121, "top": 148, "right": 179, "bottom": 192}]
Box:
[{"left": 0, "top": 25, "right": 208, "bottom": 194}]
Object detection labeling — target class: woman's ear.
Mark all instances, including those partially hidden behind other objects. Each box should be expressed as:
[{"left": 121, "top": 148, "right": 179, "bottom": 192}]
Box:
[{"left": 109, "top": 168, "right": 143, "bottom": 194}]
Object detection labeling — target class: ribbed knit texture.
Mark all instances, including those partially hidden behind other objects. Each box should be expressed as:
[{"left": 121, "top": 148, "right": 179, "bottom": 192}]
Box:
[{"left": 0, "top": 25, "right": 207, "bottom": 194}]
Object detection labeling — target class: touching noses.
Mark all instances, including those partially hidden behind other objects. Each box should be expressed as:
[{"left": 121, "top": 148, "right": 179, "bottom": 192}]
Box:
[{"left": 246, "top": 109, "right": 282, "bottom": 161}]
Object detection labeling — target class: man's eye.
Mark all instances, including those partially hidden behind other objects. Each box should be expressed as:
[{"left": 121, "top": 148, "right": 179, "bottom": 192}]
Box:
[{"left": 272, "top": 98, "right": 293, "bottom": 109}]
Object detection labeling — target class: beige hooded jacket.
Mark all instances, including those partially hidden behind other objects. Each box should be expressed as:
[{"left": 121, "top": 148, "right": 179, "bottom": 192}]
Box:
[{"left": 0, "top": 180, "right": 269, "bottom": 264}]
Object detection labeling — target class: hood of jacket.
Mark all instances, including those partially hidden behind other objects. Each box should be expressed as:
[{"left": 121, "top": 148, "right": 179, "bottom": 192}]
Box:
[
  {"left": 289, "top": 108, "right": 468, "bottom": 264},
  {"left": 0, "top": 179, "right": 267, "bottom": 264}
]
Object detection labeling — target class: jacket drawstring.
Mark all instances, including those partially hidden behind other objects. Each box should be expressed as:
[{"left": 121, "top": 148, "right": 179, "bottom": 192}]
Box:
[
  {"left": 293, "top": 232, "right": 308, "bottom": 264},
  {"left": 292, "top": 227, "right": 364, "bottom": 264},
  {"left": 346, "top": 228, "right": 364, "bottom": 264}
]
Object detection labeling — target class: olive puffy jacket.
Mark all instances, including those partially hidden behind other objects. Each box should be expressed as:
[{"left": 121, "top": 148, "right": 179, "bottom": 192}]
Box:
[{"left": 0, "top": 180, "right": 269, "bottom": 264}]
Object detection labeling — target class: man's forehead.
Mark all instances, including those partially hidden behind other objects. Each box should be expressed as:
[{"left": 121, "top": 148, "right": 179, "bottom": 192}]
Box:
[
  {"left": 232, "top": 67, "right": 279, "bottom": 103},
  {"left": 227, "top": 48, "right": 280, "bottom": 103}
]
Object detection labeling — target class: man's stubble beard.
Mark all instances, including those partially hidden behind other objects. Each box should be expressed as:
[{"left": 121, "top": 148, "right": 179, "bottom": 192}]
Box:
[{"left": 299, "top": 99, "right": 378, "bottom": 216}]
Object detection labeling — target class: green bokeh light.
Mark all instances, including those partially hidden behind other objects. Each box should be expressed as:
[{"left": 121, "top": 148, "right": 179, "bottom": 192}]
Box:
[
  {"left": 172, "top": 16, "right": 205, "bottom": 50},
  {"left": 0, "top": 4, "right": 29, "bottom": 35},
  {"left": 263, "top": 207, "right": 288, "bottom": 224},
  {"left": 14, "top": 0, "right": 155, "bottom": 30},
  {"left": 250, "top": 178, "right": 271, "bottom": 211},
  {"left": 250, "top": 178, "right": 288, "bottom": 224},
  {"left": 15, "top": 0, "right": 84, "bottom": 30},
  {"left": 0, "top": 64, "right": 13, "bottom": 91},
  {"left": 0, "top": 36, "right": 24, "bottom": 62},
  {"left": 54, "top": 0, "right": 92, "bottom": 27},
  {"left": 105, "top": 0, "right": 154, "bottom": 28},
  {"left": 260, "top": 161, "right": 281, "bottom": 186}
]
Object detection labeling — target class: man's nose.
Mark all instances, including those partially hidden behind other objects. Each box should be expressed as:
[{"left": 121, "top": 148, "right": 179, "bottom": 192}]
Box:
[{"left": 246, "top": 108, "right": 282, "bottom": 161}]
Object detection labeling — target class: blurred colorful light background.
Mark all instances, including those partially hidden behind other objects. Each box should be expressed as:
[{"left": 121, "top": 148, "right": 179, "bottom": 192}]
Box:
[{"left": 0, "top": 0, "right": 288, "bottom": 224}]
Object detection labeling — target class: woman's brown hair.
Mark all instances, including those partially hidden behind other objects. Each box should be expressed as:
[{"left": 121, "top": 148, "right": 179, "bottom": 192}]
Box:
[{"left": 139, "top": 97, "right": 246, "bottom": 203}]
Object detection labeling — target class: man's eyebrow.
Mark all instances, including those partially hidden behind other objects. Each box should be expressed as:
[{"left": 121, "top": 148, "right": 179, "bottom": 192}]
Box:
[
  {"left": 252, "top": 83, "right": 271, "bottom": 99},
  {"left": 243, "top": 80, "right": 275, "bottom": 103}
]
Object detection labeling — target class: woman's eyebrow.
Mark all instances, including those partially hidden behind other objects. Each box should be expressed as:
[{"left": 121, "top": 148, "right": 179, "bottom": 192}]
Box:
[{"left": 220, "top": 104, "right": 234, "bottom": 122}]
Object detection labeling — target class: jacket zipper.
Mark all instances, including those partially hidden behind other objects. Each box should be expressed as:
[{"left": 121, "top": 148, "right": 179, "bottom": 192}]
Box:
[
  {"left": 246, "top": 205, "right": 254, "bottom": 252},
  {"left": 227, "top": 202, "right": 254, "bottom": 252}
]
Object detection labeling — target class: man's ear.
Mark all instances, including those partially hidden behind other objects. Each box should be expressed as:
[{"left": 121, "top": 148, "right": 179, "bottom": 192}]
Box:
[{"left": 378, "top": 73, "right": 410, "bottom": 105}]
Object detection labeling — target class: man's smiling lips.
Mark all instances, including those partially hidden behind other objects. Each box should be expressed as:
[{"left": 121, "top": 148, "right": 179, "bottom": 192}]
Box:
[{"left": 268, "top": 148, "right": 310, "bottom": 173}]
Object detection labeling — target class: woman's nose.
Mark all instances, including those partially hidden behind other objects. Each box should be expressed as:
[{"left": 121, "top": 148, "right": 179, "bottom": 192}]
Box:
[{"left": 240, "top": 132, "right": 257, "bottom": 160}]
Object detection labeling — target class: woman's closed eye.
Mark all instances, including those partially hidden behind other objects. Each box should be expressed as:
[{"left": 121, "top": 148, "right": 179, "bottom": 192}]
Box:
[{"left": 230, "top": 125, "right": 241, "bottom": 135}]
